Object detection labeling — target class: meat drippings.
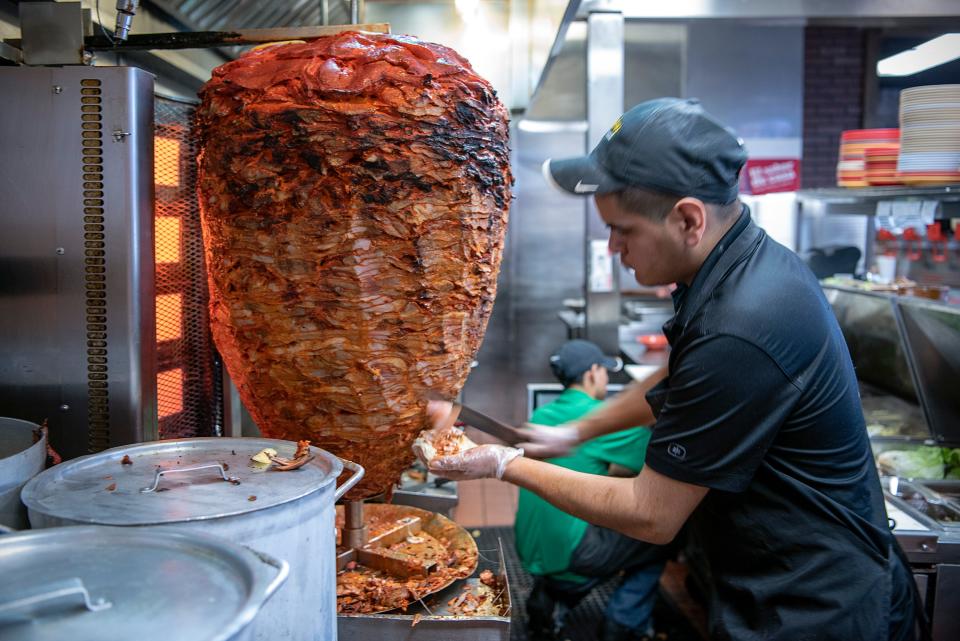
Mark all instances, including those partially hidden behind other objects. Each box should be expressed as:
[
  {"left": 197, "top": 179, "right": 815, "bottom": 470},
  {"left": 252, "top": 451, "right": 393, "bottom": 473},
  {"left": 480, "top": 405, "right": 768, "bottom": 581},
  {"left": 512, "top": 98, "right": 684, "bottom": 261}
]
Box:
[{"left": 335, "top": 504, "right": 478, "bottom": 613}]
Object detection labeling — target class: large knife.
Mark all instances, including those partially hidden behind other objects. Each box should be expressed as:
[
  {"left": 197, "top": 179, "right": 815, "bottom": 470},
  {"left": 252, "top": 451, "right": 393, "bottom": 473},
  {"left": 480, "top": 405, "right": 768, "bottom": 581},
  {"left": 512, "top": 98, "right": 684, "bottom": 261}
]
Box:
[
  {"left": 455, "top": 403, "right": 524, "bottom": 446},
  {"left": 428, "top": 397, "right": 524, "bottom": 446}
]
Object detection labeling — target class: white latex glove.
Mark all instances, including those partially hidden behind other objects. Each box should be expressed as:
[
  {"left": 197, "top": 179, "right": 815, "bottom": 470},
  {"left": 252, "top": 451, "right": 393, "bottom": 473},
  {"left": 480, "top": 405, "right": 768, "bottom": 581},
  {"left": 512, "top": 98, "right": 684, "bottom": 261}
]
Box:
[
  {"left": 428, "top": 444, "right": 523, "bottom": 481},
  {"left": 515, "top": 422, "right": 581, "bottom": 459}
]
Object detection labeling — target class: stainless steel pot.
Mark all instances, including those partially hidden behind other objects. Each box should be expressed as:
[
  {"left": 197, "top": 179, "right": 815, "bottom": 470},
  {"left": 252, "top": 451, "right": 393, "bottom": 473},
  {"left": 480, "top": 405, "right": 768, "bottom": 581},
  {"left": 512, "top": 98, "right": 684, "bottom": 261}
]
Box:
[
  {"left": 0, "top": 417, "right": 46, "bottom": 529},
  {"left": 0, "top": 525, "right": 287, "bottom": 641},
  {"left": 21, "top": 438, "right": 363, "bottom": 641}
]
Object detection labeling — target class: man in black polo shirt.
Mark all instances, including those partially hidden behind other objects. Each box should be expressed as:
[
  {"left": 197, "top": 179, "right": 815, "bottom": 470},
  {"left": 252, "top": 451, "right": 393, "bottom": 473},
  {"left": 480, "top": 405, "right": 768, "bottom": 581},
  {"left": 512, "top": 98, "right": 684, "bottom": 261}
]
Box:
[{"left": 423, "top": 98, "right": 919, "bottom": 640}]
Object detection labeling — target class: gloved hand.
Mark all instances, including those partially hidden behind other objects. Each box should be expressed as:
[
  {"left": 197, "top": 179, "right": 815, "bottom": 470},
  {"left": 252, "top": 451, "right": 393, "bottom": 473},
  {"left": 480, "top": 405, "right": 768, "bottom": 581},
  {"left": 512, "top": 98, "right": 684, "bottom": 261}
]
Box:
[
  {"left": 429, "top": 444, "right": 523, "bottom": 481},
  {"left": 425, "top": 399, "right": 456, "bottom": 429},
  {"left": 515, "top": 422, "right": 581, "bottom": 458}
]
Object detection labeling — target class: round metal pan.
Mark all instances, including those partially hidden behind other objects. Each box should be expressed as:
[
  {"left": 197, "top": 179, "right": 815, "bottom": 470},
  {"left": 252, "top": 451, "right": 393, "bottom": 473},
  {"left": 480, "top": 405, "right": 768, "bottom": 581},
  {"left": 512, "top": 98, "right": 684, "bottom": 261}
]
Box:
[{"left": 335, "top": 503, "right": 478, "bottom": 614}]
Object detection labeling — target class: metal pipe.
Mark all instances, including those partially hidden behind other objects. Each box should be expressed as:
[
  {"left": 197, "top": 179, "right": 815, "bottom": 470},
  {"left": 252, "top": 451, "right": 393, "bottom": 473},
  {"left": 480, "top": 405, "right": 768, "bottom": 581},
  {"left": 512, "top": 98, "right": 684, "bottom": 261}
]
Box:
[
  {"left": 321, "top": 0, "right": 329, "bottom": 25},
  {"left": 343, "top": 500, "right": 368, "bottom": 549},
  {"left": 114, "top": 0, "right": 140, "bottom": 42},
  {"left": 350, "top": 0, "right": 362, "bottom": 25},
  {"left": 583, "top": 10, "right": 624, "bottom": 354}
]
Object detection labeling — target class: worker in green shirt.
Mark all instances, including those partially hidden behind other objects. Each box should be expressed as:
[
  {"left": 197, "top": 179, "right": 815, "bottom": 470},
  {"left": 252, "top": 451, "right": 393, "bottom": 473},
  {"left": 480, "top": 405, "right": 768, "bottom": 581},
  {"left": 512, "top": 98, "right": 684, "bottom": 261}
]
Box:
[{"left": 516, "top": 340, "right": 667, "bottom": 641}]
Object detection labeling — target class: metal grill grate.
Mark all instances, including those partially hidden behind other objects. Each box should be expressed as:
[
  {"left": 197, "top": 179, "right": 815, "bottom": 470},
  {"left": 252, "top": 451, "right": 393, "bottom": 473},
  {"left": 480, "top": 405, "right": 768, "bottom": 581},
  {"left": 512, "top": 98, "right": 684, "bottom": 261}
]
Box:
[
  {"left": 81, "top": 78, "right": 110, "bottom": 452},
  {"left": 154, "top": 96, "right": 221, "bottom": 439}
]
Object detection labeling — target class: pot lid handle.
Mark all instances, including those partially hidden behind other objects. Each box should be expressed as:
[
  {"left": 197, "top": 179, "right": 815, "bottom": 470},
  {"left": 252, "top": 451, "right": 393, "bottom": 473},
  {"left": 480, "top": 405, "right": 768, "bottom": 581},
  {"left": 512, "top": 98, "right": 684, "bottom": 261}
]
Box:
[
  {"left": 140, "top": 462, "right": 240, "bottom": 493},
  {"left": 334, "top": 458, "right": 365, "bottom": 501},
  {"left": 247, "top": 548, "right": 291, "bottom": 603},
  {"left": 0, "top": 577, "right": 111, "bottom": 624}
]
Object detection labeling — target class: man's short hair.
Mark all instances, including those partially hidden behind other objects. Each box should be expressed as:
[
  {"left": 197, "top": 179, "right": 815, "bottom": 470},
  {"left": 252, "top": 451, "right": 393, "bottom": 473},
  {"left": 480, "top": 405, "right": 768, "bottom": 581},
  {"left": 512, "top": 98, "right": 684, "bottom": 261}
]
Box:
[
  {"left": 614, "top": 186, "right": 741, "bottom": 222},
  {"left": 558, "top": 370, "right": 586, "bottom": 388}
]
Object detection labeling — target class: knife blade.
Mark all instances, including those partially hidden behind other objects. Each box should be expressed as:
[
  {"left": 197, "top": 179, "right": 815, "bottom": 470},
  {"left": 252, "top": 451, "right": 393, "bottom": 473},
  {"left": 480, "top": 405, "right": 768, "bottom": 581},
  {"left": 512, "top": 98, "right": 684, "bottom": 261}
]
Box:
[{"left": 453, "top": 403, "right": 523, "bottom": 446}]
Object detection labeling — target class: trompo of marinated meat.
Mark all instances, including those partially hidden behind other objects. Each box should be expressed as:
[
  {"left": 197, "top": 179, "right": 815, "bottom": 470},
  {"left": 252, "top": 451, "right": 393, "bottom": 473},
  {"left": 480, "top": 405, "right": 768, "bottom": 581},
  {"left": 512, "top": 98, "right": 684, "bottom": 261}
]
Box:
[{"left": 196, "top": 32, "right": 512, "bottom": 497}]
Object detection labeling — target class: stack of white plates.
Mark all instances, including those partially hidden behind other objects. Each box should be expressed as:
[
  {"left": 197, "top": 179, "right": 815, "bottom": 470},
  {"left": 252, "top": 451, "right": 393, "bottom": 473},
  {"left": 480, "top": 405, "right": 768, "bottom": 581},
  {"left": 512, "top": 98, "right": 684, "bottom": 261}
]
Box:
[{"left": 898, "top": 84, "right": 960, "bottom": 184}]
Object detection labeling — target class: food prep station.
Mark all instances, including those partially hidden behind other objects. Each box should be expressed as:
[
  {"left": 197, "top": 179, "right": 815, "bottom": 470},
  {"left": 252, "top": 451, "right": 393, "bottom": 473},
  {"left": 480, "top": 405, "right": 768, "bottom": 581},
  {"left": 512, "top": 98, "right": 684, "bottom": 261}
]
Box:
[
  {"left": 825, "top": 283, "right": 960, "bottom": 640},
  {"left": 2, "top": 1, "right": 960, "bottom": 640}
]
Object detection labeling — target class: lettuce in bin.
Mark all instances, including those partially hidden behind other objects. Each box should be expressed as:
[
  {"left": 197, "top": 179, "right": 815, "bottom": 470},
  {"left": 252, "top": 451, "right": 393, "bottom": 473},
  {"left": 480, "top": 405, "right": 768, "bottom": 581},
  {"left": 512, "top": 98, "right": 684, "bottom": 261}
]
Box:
[{"left": 877, "top": 447, "right": 960, "bottom": 480}]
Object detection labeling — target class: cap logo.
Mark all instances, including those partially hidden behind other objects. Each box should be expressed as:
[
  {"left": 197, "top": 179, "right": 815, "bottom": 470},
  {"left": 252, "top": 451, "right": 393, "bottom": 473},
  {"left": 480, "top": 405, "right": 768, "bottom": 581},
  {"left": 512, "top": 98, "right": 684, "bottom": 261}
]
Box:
[
  {"left": 574, "top": 180, "right": 599, "bottom": 193},
  {"left": 604, "top": 116, "right": 623, "bottom": 141}
]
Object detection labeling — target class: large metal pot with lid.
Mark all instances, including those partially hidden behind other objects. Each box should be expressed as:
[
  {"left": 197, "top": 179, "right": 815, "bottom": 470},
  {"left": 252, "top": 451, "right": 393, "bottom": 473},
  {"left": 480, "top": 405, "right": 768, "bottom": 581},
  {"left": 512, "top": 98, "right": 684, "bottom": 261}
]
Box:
[
  {"left": 0, "top": 525, "right": 288, "bottom": 641},
  {"left": 21, "top": 437, "right": 363, "bottom": 641},
  {"left": 0, "top": 417, "right": 46, "bottom": 529}
]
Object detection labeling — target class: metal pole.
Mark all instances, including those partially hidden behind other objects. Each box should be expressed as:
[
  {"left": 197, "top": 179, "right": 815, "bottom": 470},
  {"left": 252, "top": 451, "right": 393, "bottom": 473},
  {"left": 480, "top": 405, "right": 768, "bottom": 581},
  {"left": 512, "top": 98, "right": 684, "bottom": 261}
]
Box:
[
  {"left": 349, "top": 0, "right": 360, "bottom": 24},
  {"left": 584, "top": 10, "right": 624, "bottom": 355},
  {"left": 221, "top": 369, "right": 243, "bottom": 438},
  {"left": 321, "top": 0, "right": 329, "bottom": 25},
  {"left": 343, "top": 500, "right": 368, "bottom": 549}
]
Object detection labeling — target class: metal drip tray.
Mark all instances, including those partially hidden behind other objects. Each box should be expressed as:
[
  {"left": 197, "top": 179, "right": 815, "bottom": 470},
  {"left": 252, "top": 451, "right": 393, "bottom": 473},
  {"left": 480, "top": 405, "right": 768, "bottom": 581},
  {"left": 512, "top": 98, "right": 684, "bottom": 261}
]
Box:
[
  {"left": 886, "top": 478, "right": 960, "bottom": 527},
  {"left": 338, "top": 535, "right": 512, "bottom": 641},
  {"left": 922, "top": 480, "right": 960, "bottom": 502}
]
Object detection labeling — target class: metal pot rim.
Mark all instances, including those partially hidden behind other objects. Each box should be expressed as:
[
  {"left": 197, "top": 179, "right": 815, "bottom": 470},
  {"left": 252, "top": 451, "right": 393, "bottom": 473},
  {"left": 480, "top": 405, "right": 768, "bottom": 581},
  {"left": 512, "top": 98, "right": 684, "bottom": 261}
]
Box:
[
  {"left": 21, "top": 437, "right": 344, "bottom": 525},
  {"left": 0, "top": 417, "right": 45, "bottom": 463},
  {"left": 0, "top": 524, "right": 288, "bottom": 641}
]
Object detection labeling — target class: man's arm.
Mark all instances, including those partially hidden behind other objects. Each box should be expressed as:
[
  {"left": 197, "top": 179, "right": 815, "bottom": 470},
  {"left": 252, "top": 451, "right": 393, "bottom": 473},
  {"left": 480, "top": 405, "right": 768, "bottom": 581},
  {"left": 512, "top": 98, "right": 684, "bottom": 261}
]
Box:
[
  {"left": 516, "top": 366, "right": 666, "bottom": 458},
  {"left": 576, "top": 366, "right": 665, "bottom": 439},
  {"left": 501, "top": 456, "right": 706, "bottom": 545}
]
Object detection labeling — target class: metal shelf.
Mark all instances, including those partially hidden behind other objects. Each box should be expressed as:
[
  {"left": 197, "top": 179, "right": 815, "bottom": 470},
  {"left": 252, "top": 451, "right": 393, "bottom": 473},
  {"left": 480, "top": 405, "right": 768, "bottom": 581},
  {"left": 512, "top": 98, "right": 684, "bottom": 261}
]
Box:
[{"left": 797, "top": 185, "right": 960, "bottom": 217}]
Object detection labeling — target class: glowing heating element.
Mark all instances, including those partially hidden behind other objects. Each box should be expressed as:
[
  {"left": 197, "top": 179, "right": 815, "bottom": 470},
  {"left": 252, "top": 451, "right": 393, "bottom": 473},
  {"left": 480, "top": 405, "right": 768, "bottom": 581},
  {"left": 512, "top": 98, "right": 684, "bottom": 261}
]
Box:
[
  {"left": 154, "top": 135, "right": 185, "bottom": 422},
  {"left": 155, "top": 137, "right": 181, "bottom": 186},
  {"left": 155, "top": 217, "right": 181, "bottom": 263},
  {"left": 152, "top": 101, "right": 219, "bottom": 439},
  {"left": 155, "top": 293, "right": 182, "bottom": 342},
  {"left": 157, "top": 368, "right": 184, "bottom": 418}
]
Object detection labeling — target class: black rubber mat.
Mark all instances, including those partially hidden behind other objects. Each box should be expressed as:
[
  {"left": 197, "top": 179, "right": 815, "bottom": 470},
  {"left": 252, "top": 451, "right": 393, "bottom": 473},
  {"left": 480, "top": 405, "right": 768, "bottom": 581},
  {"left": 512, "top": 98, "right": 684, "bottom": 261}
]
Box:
[{"left": 472, "top": 526, "right": 703, "bottom": 641}]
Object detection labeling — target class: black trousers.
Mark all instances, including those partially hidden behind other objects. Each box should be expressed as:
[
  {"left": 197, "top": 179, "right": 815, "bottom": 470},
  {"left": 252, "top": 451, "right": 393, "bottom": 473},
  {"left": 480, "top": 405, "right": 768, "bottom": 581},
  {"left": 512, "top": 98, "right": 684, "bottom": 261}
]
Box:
[
  {"left": 526, "top": 524, "right": 671, "bottom": 636},
  {"left": 568, "top": 522, "right": 669, "bottom": 577}
]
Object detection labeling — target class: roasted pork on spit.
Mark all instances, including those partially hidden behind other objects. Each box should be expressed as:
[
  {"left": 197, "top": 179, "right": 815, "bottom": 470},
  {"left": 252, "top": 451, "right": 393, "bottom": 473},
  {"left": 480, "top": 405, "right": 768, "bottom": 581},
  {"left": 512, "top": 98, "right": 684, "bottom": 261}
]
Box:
[{"left": 196, "top": 32, "right": 512, "bottom": 498}]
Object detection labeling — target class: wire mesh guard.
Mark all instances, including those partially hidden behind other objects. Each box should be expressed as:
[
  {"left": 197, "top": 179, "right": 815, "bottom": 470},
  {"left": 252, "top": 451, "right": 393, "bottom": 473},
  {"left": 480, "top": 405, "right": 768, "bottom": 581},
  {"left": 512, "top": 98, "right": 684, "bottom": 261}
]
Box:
[{"left": 153, "top": 96, "right": 221, "bottom": 439}]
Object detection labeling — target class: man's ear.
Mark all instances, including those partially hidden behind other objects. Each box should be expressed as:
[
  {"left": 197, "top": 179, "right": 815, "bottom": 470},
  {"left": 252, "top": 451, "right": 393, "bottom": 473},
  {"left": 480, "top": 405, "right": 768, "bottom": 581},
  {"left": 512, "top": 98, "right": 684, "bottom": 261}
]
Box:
[
  {"left": 581, "top": 366, "right": 597, "bottom": 389},
  {"left": 672, "top": 198, "right": 707, "bottom": 246}
]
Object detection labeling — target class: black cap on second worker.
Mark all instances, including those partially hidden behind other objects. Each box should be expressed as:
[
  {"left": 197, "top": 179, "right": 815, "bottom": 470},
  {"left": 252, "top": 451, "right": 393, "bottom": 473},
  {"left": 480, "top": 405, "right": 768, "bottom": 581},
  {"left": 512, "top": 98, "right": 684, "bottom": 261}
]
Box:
[
  {"left": 549, "top": 340, "right": 622, "bottom": 385},
  {"left": 542, "top": 98, "right": 747, "bottom": 204}
]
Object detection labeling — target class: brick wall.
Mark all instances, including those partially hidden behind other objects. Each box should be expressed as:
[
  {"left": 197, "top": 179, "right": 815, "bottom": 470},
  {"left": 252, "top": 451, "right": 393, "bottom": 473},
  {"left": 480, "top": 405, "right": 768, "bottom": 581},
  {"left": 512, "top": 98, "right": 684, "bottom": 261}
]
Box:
[{"left": 802, "top": 27, "right": 866, "bottom": 188}]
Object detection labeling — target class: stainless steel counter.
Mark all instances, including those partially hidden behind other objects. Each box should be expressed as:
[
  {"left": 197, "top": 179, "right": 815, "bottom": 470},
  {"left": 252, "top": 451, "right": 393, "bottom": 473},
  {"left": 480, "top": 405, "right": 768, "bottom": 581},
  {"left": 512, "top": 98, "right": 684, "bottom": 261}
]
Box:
[
  {"left": 618, "top": 341, "right": 669, "bottom": 369},
  {"left": 886, "top": 492, "right": 960, "bottom": 641}
]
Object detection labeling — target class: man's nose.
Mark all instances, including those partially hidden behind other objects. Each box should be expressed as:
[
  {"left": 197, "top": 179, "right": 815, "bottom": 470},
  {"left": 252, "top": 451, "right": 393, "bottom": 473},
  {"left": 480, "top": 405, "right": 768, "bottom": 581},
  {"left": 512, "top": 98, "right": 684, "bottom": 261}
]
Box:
[{"left": 608, "top": 232, "right": 623, "bottom": 255}]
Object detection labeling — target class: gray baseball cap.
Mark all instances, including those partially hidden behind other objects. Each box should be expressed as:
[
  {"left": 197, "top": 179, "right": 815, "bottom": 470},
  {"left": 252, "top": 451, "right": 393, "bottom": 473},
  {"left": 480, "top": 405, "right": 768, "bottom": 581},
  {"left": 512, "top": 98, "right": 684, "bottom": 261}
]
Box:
[
  {"left": 549, "top": 340, "right": 622, "bottom": 385},
  {"left": 542, "top": 98, "right": 747, "bottom": 204}
]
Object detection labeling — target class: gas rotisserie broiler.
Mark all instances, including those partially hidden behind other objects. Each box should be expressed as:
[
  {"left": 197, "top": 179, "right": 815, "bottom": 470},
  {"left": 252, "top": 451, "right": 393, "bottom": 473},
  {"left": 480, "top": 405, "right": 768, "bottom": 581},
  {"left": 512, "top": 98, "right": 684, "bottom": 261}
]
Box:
[{"left": 2, "top": 18, "right": 513, "bottom": 641}]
